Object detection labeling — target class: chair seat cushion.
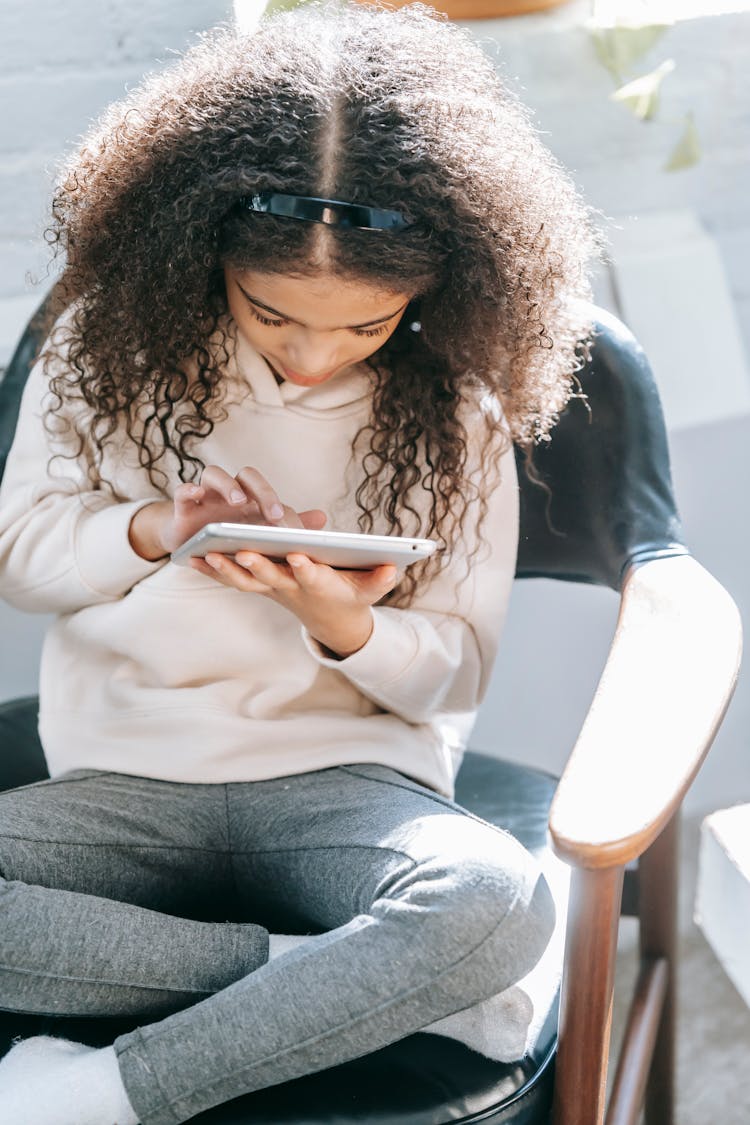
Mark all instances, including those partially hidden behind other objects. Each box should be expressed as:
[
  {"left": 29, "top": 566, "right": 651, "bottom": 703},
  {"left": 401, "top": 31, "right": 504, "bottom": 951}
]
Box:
[{"left": 0, "top": 697, "right": 561, "bottom": 1124}]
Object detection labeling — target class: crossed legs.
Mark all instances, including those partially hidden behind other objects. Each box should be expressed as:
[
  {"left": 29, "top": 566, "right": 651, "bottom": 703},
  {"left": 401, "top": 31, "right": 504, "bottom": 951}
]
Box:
[{"left": 0, "top": 763, "right": 555, "bottom": 1124}]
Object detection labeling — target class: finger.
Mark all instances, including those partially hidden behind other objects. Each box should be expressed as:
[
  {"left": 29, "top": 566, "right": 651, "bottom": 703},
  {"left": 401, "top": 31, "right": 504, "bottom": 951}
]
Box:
[
  {"left": 174, "top": 482, "right": 205, "bottom": 508},
  {"left": 285, "top": 554, "right": 327, "bottom": 590},
  {"left": 204, "top": 552, "right": 273, "bottom": 593},
  {"left": 233, "top": 551, "right": 296, "bottom": 590},
  {"left": 345, "top": 564, "right": 399, "bottom": 594},
  {"left": 299, "top": 509, "right": 327, "bottom": 530},
  {"left": 188, "top": 556, "right": 226, "bottom": 581},
  {"left": 284, "top": 556, "right": 398, "bottom": 595},
  {"left": 271, "top": 504, "right": 324, "bottom": 530},
  {"left": 274, "top": 504, "right": 305, "bottom": 530},
  {"left": 235, "top": 467, "right": 287, "bottom": 523},
  {"left": 234, "top": 552, "right": 296, "bottom": 589},
  {"left": 188, "top": 556, "right": 240, "bottom": 586},
  {"left": 374, "top": 564, "right": 399, "bottom": 590},
  {"left": 199, "top": 465, "right": 253, "bottom": 508}
]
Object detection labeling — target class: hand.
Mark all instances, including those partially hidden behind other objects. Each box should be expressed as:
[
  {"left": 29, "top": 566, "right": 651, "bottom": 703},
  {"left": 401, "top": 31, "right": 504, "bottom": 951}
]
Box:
[
  {"left": 189, "top": 550, "right": 399, "bottom": 658},
  {"left": 129, "top": 465, "right": 326, "bottom": 560}
]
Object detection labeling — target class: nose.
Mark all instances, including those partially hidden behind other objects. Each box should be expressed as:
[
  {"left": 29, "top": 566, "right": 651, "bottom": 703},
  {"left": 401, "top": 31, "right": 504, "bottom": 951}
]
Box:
[{"left": 285, "top": 328, "right": 340, "bottom": 376}]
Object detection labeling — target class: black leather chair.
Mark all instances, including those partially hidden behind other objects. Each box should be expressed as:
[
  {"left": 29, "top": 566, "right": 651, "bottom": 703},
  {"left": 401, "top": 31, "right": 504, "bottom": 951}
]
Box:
[{"left": 0, "top": 295, "right": 742, "bottom": 1125}]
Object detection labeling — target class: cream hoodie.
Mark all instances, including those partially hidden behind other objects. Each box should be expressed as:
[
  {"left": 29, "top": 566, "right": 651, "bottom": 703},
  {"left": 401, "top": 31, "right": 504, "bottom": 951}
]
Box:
[{"left": 0, "top": 314, "right": 518, "bottom": 799}]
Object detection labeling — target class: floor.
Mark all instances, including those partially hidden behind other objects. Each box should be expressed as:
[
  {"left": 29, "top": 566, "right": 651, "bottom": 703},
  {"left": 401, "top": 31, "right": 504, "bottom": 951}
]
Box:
[{"left": 609, "top": 813, "right": 750, "bottom": 1123}]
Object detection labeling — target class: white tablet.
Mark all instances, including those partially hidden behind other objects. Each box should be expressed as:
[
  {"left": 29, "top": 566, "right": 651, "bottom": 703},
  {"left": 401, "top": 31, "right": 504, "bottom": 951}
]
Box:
[{"left": 170, "top": 522, "right": 438, "bottom": 570}]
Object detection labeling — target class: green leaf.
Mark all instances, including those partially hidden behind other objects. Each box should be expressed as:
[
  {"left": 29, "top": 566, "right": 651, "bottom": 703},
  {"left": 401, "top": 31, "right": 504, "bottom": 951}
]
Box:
[
  {"left": 263, "top": 0, "right": 306, "bottom": 13},
  {"left": 610, "top": 58, "right": 675, "bottom": 121},
  {"left": 589, "top": 23, "right": 671, "bottom": 84},
  {"left": 664, "top": 115, "right": 701, "bottom": 172}
]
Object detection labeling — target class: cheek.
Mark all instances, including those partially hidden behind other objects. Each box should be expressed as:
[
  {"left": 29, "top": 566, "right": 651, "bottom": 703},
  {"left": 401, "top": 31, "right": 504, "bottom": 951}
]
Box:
[{"left": 353, "top": 337, "right": 388, "bottom": 362}]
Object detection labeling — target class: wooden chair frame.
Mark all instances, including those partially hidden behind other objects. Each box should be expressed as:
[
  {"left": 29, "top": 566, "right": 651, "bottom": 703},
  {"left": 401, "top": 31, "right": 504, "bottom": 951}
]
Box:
[{"left": 550, "top": 555, "right": 742, "bottom": 1125}]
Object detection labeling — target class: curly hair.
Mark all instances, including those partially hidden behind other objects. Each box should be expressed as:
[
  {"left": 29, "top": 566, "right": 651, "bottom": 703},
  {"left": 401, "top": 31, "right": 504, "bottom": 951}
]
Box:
[{"left": 40, "top": 0, "right": 602, "bottom": 602}]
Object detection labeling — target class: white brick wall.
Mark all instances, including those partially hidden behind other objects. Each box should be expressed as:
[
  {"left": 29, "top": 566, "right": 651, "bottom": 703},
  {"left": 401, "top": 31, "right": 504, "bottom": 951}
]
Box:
[{"left": 0, "top": 0, "right": 231, "bottom": 355}]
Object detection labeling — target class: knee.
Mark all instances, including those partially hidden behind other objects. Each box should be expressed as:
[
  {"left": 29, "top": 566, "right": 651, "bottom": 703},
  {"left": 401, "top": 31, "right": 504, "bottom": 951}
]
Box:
[
  {"left": 450, "top": 838, "right": 555, "bottom": 982},
  {"left": 469, "top": 849, "right": 556, "bottom": 992},
  {"left": 379, "top": 828, "right": 556, "bottom": 997}
]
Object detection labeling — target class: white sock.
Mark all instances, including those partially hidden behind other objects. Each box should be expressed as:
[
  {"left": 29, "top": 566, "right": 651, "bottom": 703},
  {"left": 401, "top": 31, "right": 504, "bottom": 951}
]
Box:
[
  {"left": 266, "top": 932, "right": 532, "bottom": 1061},
  {"left": 0, "top": 1036, "right": 139, "bottom": 1125},
  {"left": 422, "top": 985, "right": 533, "bottom": 1061},
  {"left": 268, "top": 931, "right": 313, "bottom": 959}
]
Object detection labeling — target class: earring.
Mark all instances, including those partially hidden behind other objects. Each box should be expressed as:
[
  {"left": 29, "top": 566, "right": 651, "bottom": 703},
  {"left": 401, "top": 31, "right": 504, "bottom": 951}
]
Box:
[{"left": 409, "top": 319, "right": 422, "bottom": 333}]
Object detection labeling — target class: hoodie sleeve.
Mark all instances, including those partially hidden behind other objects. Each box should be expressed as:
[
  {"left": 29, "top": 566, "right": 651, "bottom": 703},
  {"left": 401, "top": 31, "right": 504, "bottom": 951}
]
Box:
[
  {"left": 0, "top": 323, "right": 166, "bottom": 615},
  {"left": 302, "top": 410, "right": 519, "bottom": 725}
]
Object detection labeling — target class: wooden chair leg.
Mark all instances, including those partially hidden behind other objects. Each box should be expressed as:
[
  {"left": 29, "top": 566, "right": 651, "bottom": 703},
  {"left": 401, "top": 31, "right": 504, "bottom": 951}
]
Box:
[
  {"left": 638, "top": 810, "right": 680, "bottom": 1125},
  {"left": 552, "top": 866, "right": 624, "bottom": 1125}
]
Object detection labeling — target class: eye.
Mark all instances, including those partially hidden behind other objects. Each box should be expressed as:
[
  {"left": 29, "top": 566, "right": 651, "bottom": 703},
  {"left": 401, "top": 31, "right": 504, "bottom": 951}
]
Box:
[
  {"left": 249, "top": 307, "right": 286, "bottom": 328},
  {"left": 352, "top": 324, "right": 390, "bottom": 338},
  {"left": 245, "top": 297, "right": 391, "bottom": 337}
]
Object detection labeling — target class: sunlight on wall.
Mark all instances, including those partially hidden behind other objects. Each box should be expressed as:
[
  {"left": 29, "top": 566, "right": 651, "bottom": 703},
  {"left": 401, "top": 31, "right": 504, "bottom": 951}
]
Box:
[
  {"left": 594, "top": 0, "right": 750, "bottom": 21},
  {"left": 233, "top": 0, "right": 267, "bottom": 33}
]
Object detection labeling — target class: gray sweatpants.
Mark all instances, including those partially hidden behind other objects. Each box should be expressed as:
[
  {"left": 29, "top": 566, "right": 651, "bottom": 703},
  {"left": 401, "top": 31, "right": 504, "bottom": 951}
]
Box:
[{"left": 0, "top": 761, "right": 555, "bottom": 1125}]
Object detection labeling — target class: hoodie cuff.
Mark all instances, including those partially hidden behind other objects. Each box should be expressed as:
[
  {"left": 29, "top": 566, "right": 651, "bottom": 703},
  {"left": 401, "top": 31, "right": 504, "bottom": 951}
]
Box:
[
  {"left": 302, "top": 606, "right": 421, "bottom": 688},
  {"left": 75, "top": 498, "right": 168, "bottom": 598}
]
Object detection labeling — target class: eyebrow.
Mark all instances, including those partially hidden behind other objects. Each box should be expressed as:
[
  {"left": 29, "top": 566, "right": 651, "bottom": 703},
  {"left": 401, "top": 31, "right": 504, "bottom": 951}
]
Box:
[{"left": 236, "top": 283, "right": 409, "bottom": 330}]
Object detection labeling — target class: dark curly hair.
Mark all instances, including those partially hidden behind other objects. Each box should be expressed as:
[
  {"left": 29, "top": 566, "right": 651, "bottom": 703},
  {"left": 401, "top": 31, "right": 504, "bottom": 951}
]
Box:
[{"left": 40, "top": 0, "right": 602, "bottom": 603}]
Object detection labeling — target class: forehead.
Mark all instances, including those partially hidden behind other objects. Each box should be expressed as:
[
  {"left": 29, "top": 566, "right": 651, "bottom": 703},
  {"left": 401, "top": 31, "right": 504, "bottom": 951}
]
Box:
[{"left": 229, "top": 268, "right": 411, "bottom": 326}]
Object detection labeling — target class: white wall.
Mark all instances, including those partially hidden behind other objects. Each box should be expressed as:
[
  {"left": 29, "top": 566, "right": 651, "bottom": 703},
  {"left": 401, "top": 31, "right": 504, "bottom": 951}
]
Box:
[
  {"left": 0, "top": 0, "right": 231, "bottom": 360},
  {"left": 468, "top": 4, "right": 750, "bottom": 362},
  {"left": 1, "top": 2, "right": 748, "bottom": 815}
]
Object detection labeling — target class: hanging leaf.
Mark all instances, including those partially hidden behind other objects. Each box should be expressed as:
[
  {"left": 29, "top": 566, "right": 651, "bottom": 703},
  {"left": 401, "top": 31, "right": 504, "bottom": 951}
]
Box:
[
  {"left": 263, "top": 0, "right": 315, "bottom": 14},
  {"left": 664, "top": 114, "right": 701, "bottom": 172},
  {"left": 589, "top": 23, "right": 671, "bottom": 84},
  {"left": 610, "top": 58, "right": 675, "bottom": 121}
]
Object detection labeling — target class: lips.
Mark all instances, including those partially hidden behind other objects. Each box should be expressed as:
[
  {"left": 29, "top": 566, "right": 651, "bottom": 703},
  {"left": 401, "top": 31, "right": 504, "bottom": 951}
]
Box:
[{"left": 276, "top": 362, "right": 336, "bottom": 385}]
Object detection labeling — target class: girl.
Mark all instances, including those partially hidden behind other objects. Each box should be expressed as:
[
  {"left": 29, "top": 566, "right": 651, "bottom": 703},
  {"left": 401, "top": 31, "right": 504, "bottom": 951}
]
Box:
[{"left": 0, "top": 3, "right": 600, "bottom": 1122}]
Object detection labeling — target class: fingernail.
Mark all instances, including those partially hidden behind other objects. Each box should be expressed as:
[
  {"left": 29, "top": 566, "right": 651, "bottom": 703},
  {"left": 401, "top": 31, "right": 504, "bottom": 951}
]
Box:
[
  {"left": 230, "top": 489, "right": 246, "bottom": 504},
  {"left": 269, "top": 503, "right": 284, "bottom": 520}
]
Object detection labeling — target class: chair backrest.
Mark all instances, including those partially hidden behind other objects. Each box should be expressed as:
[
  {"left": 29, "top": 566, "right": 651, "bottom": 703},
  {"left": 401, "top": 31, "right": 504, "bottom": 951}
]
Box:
[
  {"left": 0, "top": 296, "right": 688, "bottom": 592},
  {"left": 0, "top": 300, "right": 51, "bottom": 484},
  {"left": 514, "top": 306, "right": 688, "bottom": 590}
]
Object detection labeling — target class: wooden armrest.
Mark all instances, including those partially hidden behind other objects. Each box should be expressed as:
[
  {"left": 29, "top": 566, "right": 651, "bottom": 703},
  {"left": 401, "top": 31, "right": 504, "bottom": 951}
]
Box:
[{"left": 549, "top": 555, "right": 742, "bottom": 869}]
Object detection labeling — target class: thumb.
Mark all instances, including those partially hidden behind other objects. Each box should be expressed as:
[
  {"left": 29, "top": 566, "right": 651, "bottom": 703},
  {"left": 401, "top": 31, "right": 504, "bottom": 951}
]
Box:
[{"left": 359, "top": 564, "right": 399, "bottom": 593}]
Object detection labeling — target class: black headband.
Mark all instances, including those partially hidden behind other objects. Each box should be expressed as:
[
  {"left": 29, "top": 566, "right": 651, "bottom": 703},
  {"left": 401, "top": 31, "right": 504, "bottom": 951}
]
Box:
[{"left": 242, "top": 192, "right": 413, "bottom": 232}]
